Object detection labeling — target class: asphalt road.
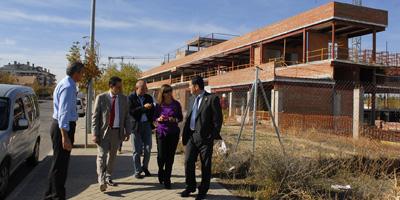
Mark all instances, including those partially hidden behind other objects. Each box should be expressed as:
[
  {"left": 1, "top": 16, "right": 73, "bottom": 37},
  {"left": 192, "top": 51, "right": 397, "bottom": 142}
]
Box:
[{"left": 5, "top": 100, "right": 53, "bottom": 198}]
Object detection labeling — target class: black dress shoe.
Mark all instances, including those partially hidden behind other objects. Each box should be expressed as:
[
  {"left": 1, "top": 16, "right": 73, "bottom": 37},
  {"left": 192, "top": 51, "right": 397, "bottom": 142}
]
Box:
[
  {"left": 164, "top": 180, "right": 171, "bottom": 189},
  {"left": 134, "top": 173, "right": 144, "bottom": 179},
  {"left": 180, "top": 188, "right": 196, "bottom": 197},
  {"left": 99, "top": 183, "right": 107, "bottom": 192},
  {"left": 142, "top": 168, "right": 151, "bottom": 176},
  {"left": 106, "top": 179, "right": 116, "bottom": 186},
  {"left": 158, "top": 169, "right": 164, "bottom": 184},
  {"left": 195, "top": 193, "right": 207, "bottom": 200}
]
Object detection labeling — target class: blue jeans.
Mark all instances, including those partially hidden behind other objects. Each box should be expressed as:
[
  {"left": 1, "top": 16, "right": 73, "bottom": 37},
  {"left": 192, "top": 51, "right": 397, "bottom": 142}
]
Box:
[{"left": 131, "top": 122, "right": 152, "bottom": 175}]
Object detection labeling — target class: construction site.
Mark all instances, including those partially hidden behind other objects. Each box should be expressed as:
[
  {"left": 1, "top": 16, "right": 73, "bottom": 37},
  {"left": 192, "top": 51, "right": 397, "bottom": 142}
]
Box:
[{"left": 140, "top": 1, "right": 400, "bottom": 142}]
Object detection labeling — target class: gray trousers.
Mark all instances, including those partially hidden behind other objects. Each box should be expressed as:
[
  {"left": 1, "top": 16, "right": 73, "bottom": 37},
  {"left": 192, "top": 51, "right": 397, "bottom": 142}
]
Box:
[{"left": 96, "top": 128, "right": 121, "bottom": 184}]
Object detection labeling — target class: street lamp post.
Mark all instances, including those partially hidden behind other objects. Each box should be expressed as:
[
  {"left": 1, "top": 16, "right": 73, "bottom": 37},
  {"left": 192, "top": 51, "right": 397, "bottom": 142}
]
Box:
[{"left": 85, "top": 0, "right": 96, "bottom": 148}]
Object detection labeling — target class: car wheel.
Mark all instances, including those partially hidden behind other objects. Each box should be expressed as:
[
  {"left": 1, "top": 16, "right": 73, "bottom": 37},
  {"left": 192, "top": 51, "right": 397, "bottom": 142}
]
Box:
[
  {"left": 27, "top": 139, "right": 40, "bottom": 166},
  {"left": 0, "top": 161, "right": 9, "bottom": 199}
]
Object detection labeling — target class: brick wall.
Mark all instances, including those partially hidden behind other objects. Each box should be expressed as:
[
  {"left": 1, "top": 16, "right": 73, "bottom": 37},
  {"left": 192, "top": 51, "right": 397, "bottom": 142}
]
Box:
[
  {"left": 279, "top": 84, "right": 334, "bottom": 115},
  {"left": 142, "top": 2, "right": 387, "bottom": 79},
  {"left": 334, "top": 2, "right": 388, "bottom": 26}
]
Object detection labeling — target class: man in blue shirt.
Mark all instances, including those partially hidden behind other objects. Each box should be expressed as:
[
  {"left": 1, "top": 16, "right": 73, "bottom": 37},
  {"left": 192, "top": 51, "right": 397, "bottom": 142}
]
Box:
[{"left": 45, "top": 62, "right": 83, "bottom": 200}]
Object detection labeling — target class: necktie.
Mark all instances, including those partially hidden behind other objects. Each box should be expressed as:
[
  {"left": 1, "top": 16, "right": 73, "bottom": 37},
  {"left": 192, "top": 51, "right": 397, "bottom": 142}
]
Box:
[
  {"left": 190, "top": 95, "right": 200, "bottom": 130},
  {"left": 109, "top": 95, "right": 117, "bottom": 127}
]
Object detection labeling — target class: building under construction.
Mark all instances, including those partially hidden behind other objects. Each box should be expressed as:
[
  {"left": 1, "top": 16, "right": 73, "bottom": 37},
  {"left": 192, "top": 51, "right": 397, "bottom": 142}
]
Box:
[{"left": 140, "top": 2, "right": 400, "bottom": 141}]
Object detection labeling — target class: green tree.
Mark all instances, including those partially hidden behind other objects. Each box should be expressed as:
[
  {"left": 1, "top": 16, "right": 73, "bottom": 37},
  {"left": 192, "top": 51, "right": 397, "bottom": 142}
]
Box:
[
  {"left": 66, "top": 41, "right": 82, "bottom": 64},
  {"left": 82, "top": 46, "right": 101, "bottom": 89},
  {"left": 66, "top": 41, "right": 101, "bottom": 90},
  {"left": 0, "top": 72, "right": 16, "bottom": 84},
  {"left": 119, "top": 63, "right": 141, "bottom": 94},
  {"left": 94, "top": 63, "right": 141, "bottom": 95}
]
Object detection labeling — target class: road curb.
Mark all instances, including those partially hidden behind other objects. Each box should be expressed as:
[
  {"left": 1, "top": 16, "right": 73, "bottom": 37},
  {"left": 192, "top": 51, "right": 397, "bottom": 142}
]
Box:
[{"left": 5, "top": 151, "right": 52, "bottom": 200}]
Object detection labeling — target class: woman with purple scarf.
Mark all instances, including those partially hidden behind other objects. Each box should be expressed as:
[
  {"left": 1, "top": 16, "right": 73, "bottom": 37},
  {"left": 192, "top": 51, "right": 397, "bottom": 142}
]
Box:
[{"left": 154, "top": 84, "right": 183, "bottom": 189}]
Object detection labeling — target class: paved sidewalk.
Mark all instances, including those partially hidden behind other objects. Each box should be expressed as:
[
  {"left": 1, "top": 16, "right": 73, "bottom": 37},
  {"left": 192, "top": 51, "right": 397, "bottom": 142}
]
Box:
[{"left": 8, "top": 118, "right": 238, "bottom": 200}]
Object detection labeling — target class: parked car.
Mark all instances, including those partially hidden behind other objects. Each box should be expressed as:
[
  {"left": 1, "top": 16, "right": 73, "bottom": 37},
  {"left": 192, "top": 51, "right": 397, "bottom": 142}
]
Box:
[
  {"left": 0, "top": 84, "right": 41, "bottom": 198},
  {"left": 77, "top": 98, "right": 85, "bottom": 117}
]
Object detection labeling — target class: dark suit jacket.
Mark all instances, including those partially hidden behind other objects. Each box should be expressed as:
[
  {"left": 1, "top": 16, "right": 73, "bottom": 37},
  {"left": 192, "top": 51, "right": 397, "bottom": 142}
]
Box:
[
  {"left": 128, "top": 92, "right": 155, "bottom": 133},
  {"left": 182, "top": 91, "right": 223, "bottom": 146}
]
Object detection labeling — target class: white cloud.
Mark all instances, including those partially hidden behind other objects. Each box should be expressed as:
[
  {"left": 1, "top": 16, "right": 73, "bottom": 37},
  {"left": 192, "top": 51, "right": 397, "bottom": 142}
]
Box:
[
  {"left": 132, "top": 18, "right": 234, "bottom": 34},
  {"left": 6, "top": 0, "right": 80, "bottom": 8},
  {"left": 0, "top": 38, "right": 16, "bottom": 46},
  {"left": 0, "top": 10, "right": 133, "bottom": 28},
  {"left": 0, "top": 9, "right": 236, "bottom": 34}
]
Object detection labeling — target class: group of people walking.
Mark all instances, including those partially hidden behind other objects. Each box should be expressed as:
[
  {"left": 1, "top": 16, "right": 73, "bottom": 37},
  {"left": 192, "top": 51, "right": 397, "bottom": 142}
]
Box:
[{"left": 45, "top": 62, "right": 223, "bottom": 200}]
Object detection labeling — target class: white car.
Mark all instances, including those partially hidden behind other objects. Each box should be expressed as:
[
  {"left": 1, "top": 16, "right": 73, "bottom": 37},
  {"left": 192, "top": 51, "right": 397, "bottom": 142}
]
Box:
[
  {"left": 77, "top": 98, "right": 85, "bottom": 117},
  {"left": 0, "top": 84, "right": 41, "bottom": 198}
]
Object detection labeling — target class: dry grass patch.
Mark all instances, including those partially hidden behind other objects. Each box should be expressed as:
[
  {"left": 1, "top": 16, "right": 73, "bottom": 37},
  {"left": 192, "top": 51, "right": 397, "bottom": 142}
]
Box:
[{"left": 212, "top": 127, "right": 400, "bottom": 200}]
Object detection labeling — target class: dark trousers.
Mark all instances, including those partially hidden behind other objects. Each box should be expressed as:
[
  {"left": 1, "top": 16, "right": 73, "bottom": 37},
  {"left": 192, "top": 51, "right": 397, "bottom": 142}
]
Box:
[
  {"left": 184, "top": 137, "right": 213, "bottom": 194},
  {"left": 44, "top": 120, "right": 76, "bottom": 200},
  {"left": 156, "top": 131, "right": 179, "bottom": 183}
]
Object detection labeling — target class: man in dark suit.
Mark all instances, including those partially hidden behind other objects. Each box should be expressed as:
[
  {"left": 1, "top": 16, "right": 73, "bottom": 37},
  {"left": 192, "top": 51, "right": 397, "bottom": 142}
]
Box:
[
  {"left": 128, "top": 80, "right": 155, "bottom": 179},
  {"left": 181, "top": 76, "right": 223, "bottom": 200}
]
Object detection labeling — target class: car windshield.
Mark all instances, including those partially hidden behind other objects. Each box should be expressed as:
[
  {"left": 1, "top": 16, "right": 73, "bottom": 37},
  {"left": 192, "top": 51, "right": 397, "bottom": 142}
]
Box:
[{"left": 0, "top": 98, "right": 9, "bottom": 131}]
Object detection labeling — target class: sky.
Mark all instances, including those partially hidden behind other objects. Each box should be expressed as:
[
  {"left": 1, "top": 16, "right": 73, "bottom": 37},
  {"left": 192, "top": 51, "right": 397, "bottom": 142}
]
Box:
[{"left": 0, "top": 0, "right": 399, "bottom": 82}]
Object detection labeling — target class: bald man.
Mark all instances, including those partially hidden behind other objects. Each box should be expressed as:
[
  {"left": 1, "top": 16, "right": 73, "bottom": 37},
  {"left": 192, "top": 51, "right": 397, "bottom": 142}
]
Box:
[{"left": 128, "top": 80, "right": 155, "bottom": 179}]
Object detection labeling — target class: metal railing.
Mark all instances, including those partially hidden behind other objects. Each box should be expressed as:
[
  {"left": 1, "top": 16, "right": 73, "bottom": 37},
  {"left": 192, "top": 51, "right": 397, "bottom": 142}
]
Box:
[
  {"left": 307, "top": 47, "right": 400, "bottom": 67},
  {"left": 268, "top": 57, "right": 300, "bottom": 68},
  {"left": 170, "top": 63, "right": 254, "bottom": 84},
  {"left": 157, "top": 47, "right": 400, "bottom": 86}
]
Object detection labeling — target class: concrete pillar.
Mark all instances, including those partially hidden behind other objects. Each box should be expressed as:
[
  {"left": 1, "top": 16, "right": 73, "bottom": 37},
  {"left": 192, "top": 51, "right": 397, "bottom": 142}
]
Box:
[
  {"left": 247, "top": 90, "right": 251, "bottom": 122},
  {"left": 228, "top": 91, "right": 233, "bottom": 117},
  {"left": 180, "top": 71, "right": 184, "bottom": 82},
  {"left": 271, "top": 89, "right": 281, "bottom": 126},
  {"left": 271, "top": 89, "right": 275, "bottom": 117},
  {"left": 353, "top": 86, "right": 364, "bottom": 139}
]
